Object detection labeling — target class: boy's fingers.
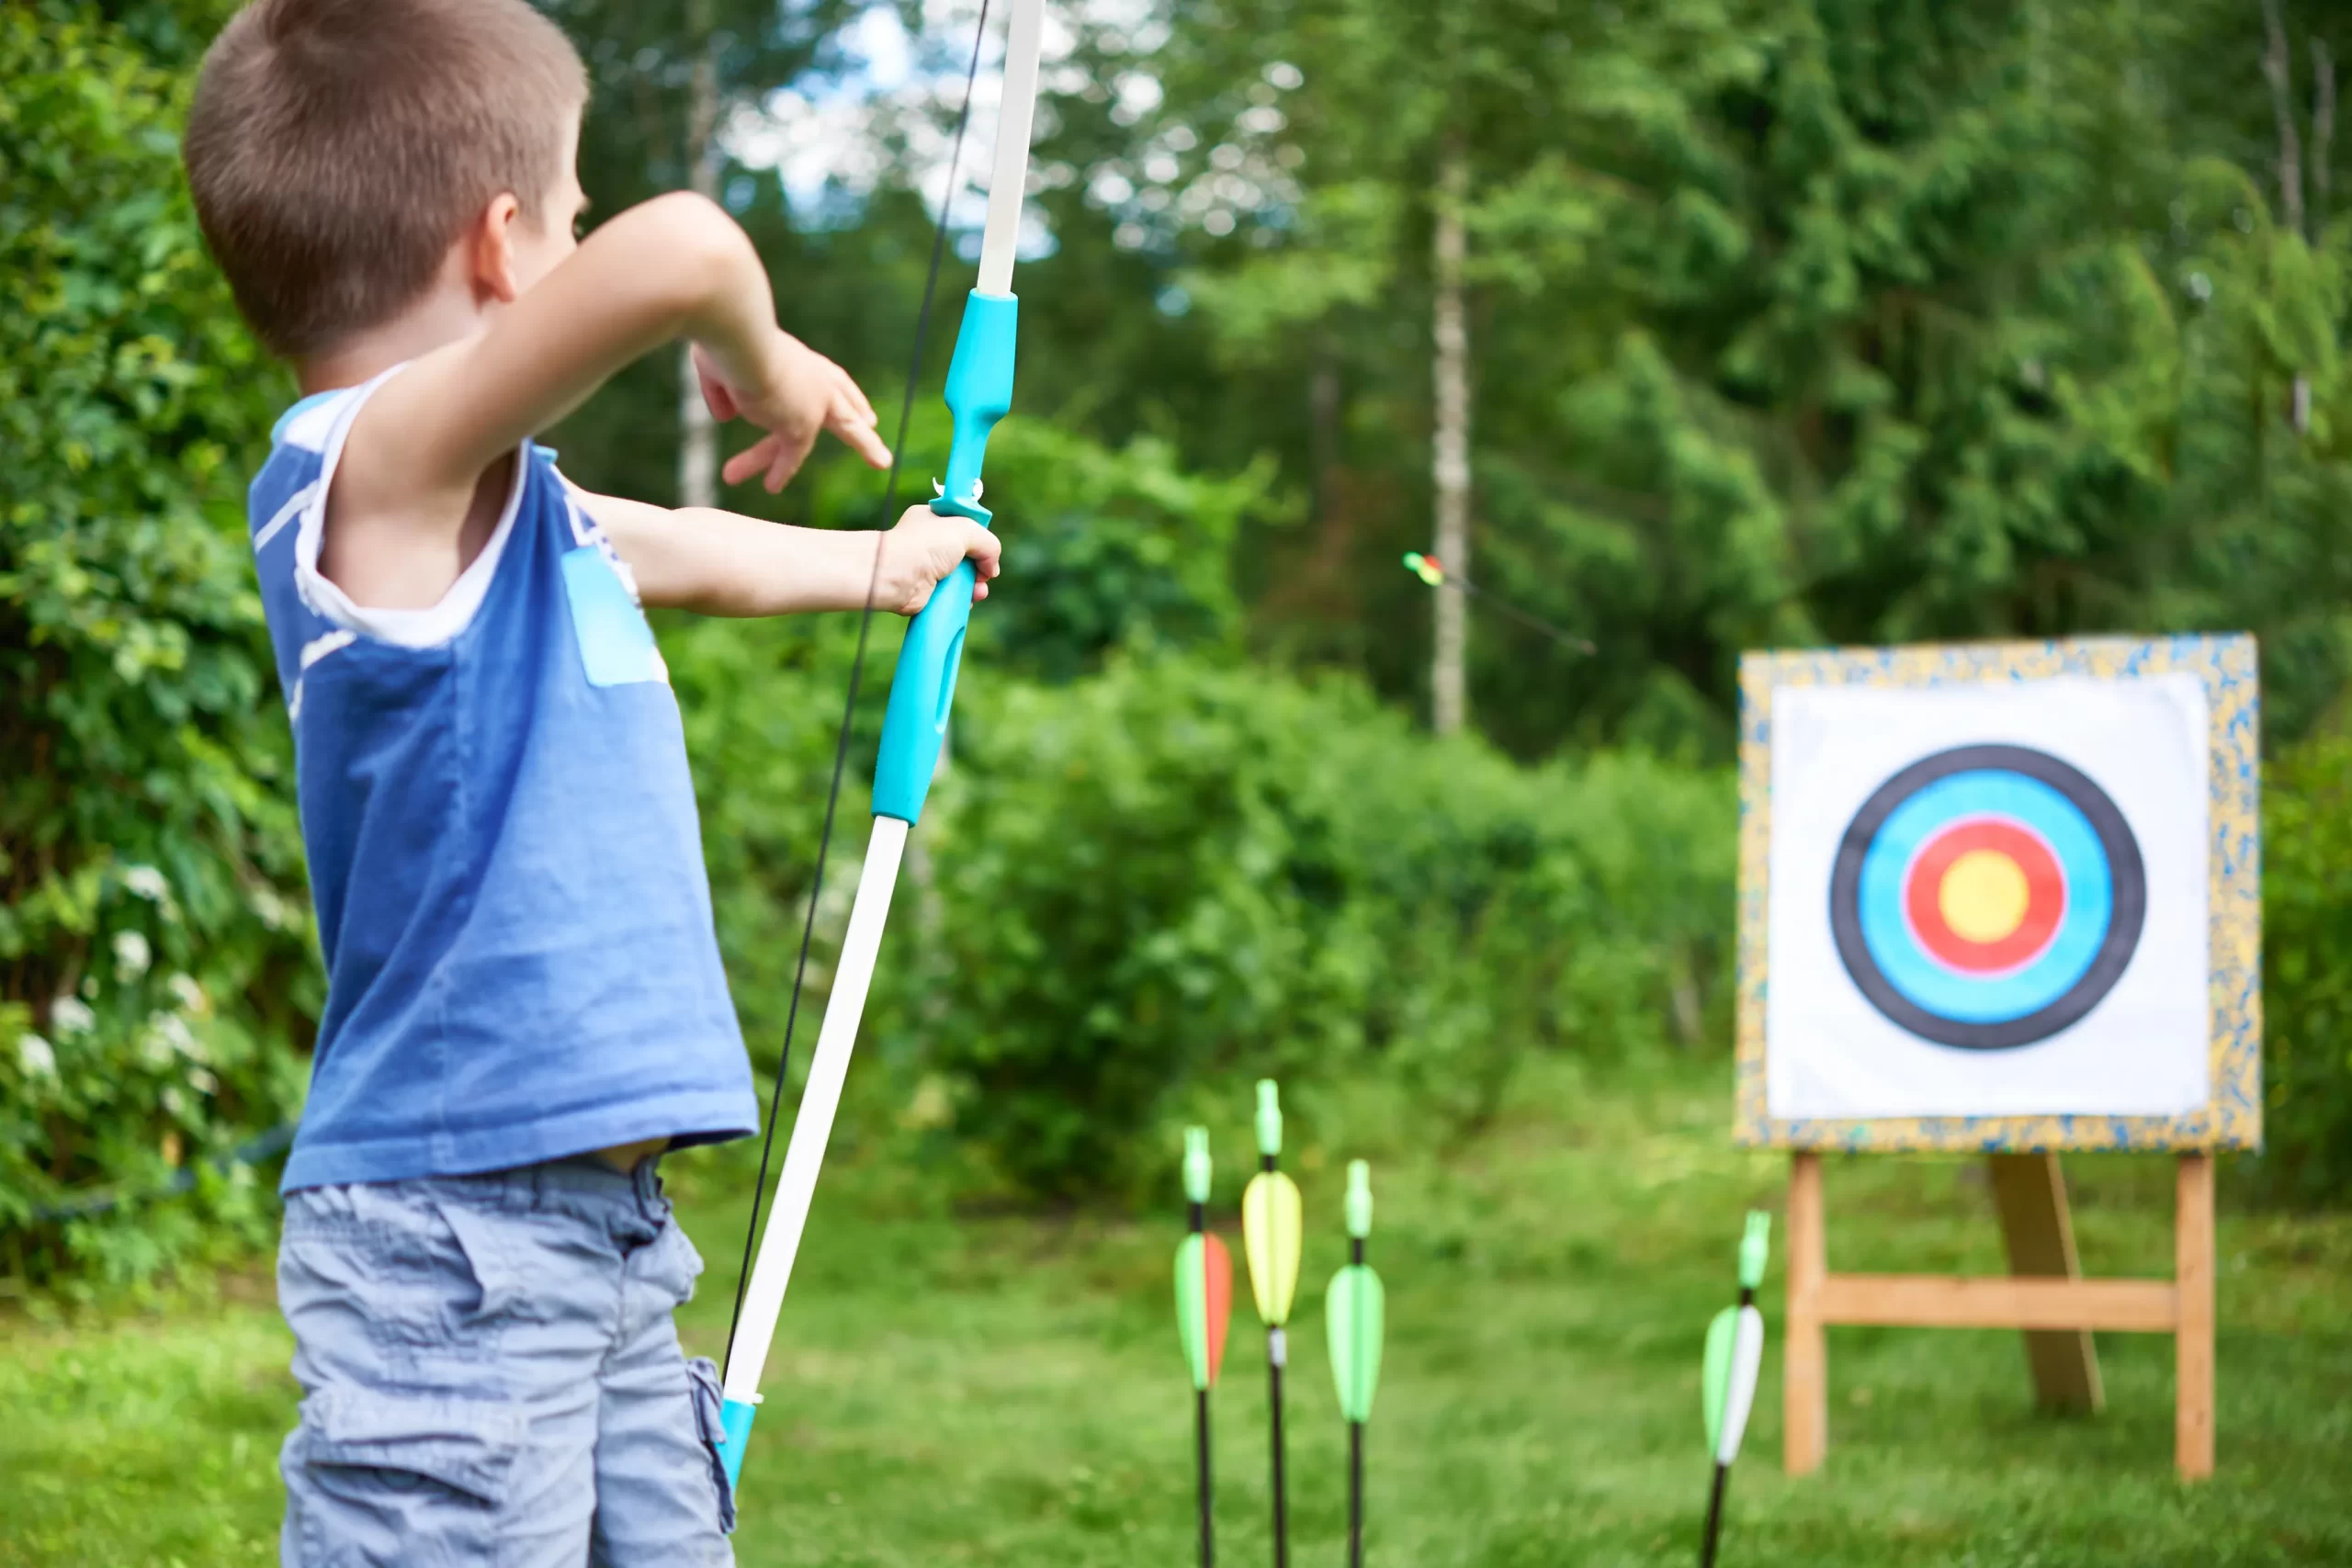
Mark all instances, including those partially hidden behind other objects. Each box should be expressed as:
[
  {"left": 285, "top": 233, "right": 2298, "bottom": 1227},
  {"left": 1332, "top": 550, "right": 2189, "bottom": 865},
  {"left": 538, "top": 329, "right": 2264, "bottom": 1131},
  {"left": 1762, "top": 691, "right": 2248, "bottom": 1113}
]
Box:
[
  {"left": 764, "top": 429, "right": 818, "bottom": 491},
  {"left": 829, "top": 359, "right": 879, "bottom": 427},
  {"left": 965, "top": 525, "right": 1003, "bottom": 576},
  {"left": 721, "top": 435, "right": 773, "bottom": 487},
  {"left": 831, "top": 404, "right": 892, "bottom": 468}
]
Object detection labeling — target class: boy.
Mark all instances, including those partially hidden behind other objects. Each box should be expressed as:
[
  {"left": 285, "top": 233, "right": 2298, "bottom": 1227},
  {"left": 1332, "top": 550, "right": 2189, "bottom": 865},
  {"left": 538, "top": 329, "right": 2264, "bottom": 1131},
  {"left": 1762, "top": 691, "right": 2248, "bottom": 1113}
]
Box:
[{"left": 181, "top": 1, "right": 1000, "bottom": 1562}]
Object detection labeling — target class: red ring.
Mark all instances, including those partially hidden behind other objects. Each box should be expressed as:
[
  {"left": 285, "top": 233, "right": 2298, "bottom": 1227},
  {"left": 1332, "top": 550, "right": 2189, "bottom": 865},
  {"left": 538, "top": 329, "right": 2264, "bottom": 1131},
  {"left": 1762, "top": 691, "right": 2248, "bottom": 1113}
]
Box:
[{"left": 1903, "top": 818, "right": 2065, "bottom": 975}]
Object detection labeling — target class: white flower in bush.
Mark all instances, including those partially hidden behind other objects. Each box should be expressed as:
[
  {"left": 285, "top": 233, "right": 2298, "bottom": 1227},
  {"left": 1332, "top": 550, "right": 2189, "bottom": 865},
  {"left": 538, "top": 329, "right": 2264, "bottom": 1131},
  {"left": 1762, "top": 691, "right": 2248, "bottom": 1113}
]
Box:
[
  {"left": 167, "top": 973, "right": 209, "bottom": 1017},
  {"left": 162, "top": 1086, "right": 189, "bottom": 1119},
  {"left": 144, "top": 1012, "right": 203, "bottom": 1064},
  {"left": 189, "top": 1066, "right": 220, "bottom": 1096},
  {"left": 122, "top": 864, "right": 170, "bottom": 902},
  {"left": 51, "top": 997, "right": 96, "bottom": 1036},
  {"left": 113, "top": 929, "right": 152, "bottom": 980},
  {"left": 17, "top": 1033, "right": 57, "bottom": 1078}
]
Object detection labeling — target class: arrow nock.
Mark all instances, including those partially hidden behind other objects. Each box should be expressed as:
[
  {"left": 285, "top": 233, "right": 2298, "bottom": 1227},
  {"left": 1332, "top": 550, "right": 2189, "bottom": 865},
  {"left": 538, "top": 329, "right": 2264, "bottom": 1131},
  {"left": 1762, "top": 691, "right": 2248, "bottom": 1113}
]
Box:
[
  {"left": 1183, "top": 1126, "right": 1212, "bottom": 1204},
  {"left": 1345, "top": 1160, "right": 1373, "bottom": 1239},
  {"left": 1254, "top": 1079, "right": 1283, "bottom": 1157},
  {"left": 1738, "top": 1209, "right": 1771, "bottom": 1290}
]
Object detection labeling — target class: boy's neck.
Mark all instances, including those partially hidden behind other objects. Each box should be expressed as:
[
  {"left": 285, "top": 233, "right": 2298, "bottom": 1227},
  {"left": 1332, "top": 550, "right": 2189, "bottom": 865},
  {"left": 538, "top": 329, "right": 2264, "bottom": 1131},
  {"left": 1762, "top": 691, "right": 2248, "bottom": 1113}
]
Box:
[{"left": 299, "top": 286, "right": 488, "bottom": 395}]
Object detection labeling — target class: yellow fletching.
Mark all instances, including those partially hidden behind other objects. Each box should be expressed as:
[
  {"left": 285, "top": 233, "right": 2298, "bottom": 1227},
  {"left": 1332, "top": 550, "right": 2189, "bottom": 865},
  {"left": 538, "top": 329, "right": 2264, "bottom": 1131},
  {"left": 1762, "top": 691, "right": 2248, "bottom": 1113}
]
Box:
[{"left": 1241, "top": 1169, "right": 1304, "bottom": 1325}]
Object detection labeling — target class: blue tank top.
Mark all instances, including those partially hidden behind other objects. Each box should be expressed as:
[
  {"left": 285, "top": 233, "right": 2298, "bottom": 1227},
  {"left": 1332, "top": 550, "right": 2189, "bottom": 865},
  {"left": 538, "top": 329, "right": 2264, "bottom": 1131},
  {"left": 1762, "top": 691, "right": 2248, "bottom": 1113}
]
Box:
[{"left": 250, "top": 373, "right": 755, "bottom": 1191}]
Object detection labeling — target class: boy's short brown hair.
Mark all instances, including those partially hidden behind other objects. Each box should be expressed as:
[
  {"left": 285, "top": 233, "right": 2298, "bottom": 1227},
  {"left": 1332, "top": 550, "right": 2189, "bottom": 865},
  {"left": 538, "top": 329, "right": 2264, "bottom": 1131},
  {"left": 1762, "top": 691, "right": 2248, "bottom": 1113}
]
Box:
[{"left": 185, "top": 0, "right": 587, "bottom": 359}]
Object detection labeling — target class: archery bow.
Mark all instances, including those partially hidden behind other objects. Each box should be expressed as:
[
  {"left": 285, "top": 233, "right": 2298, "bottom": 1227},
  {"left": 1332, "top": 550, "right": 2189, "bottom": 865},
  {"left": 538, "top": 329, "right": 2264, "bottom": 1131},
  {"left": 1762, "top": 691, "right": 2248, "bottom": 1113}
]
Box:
[
  {"left": 715, "top": 0, "right": 1045, "bottom": 1491},
  {"left": 1239, "top": 1079, "right": 1303, "bottom": 1568},
  {"left": 1699, "top": 1211, "right": 1770, "bottom": 1568},
  {"left": 1175, "top": 1127, "right": 1236, "bottom": 1567},
  {"left": 1324, "top": 1160, "right": 1385, "bottom": 1568}
]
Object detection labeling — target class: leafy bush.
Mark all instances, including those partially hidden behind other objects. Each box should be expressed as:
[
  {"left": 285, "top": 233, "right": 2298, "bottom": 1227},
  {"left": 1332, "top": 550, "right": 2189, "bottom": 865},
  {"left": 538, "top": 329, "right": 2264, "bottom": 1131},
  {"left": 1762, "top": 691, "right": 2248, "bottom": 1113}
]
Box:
[
  {"left": 888, "top": 655, "right": 1735, "bottom": 1199},
  {"left": 2255, "top": 728, "right": 2352, "bottom": 1204},
  {"left": 0, "top": 7, "right": 310, "bottom": 1289}
]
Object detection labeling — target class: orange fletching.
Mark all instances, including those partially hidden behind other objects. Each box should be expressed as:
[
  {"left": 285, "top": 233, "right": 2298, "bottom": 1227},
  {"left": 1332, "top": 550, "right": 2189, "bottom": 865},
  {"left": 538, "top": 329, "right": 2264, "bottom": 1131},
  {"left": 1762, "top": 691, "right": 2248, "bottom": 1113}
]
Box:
[{"left": 1203, "top": 1232, "right": 1234, "bottom": 1385}]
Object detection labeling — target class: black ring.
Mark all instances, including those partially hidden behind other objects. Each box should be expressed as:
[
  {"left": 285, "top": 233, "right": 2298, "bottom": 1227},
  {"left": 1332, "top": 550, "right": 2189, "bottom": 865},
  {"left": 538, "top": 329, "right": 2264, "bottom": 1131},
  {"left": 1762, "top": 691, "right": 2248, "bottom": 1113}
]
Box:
[{"left": 1827, "top": 744, "right": 2146, "bottom": 1051}]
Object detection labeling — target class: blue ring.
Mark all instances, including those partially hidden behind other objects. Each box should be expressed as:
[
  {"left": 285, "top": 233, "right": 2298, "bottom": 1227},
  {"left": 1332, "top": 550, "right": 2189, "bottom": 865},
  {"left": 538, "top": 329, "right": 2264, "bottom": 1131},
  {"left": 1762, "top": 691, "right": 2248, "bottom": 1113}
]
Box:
[{"left": 1853, "top": 773, "right": 2112, "bottom": 1023}]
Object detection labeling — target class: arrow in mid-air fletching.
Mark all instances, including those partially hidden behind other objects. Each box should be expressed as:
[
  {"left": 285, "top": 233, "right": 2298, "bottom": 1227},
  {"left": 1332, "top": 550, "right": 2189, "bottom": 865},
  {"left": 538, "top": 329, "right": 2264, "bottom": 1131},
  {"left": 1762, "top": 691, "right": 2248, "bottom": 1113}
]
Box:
[
  {"left": 1396, "top": 552, "right": 1595, "bottom": 654},
  {"left": 1324, "top": 1160, "right": 1385, "bottom": 1568},
  {"left": 1175, "top": 1127, "right": 1234, "bottom": 1567},
  {"left": 1699, "top": 1211, "right": 1770, "bottom": 1568},
  {"left": 1240, "top": 1080, "right": 1304, "bottom": 1568}
]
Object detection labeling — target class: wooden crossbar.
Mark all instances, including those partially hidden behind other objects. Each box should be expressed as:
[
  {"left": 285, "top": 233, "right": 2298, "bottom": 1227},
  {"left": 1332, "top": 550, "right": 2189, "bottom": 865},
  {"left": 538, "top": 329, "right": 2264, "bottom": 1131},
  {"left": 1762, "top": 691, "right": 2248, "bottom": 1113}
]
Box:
[{"left": 1815, "top": 1273, "right": 2177, "bottom": 1333}]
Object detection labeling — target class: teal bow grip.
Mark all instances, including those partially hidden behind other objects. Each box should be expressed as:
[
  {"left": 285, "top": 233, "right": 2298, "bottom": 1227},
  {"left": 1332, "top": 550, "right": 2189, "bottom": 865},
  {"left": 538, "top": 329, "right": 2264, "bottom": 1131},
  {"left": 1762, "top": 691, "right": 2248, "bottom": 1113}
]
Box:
[
  {"left": 716, "top": 1397, "right": 756, "bottom": 1487},
  {"left": 872, "top": 290, "right": 1019, "bottom": 826}
]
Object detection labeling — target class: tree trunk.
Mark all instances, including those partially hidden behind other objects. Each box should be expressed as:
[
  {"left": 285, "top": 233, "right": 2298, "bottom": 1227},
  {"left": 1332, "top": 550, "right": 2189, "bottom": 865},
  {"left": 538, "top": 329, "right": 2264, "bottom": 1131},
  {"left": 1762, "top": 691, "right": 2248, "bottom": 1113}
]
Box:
[
  {"left": 2315, "top": 40, "right": 2336, "bottom": 230},
  {"left": 2261, "top": 0, "right": 2305, "bottom": 237},
  {"left": 1430, "top": 154, "right": 1471, "bottom": 735},
  {"left": 677, "top": 45, "right": 721, "bottom": 509},
  {"left": 2259, "top": 0, "right": 2311, "bottom": 433}
]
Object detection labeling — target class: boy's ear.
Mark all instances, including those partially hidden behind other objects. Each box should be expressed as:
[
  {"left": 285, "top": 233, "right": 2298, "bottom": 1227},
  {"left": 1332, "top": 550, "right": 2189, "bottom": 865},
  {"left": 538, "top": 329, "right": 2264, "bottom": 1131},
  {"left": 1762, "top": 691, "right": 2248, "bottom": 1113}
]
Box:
[{"left": 469, "top": 192, "right": 526, "bottom": 306}]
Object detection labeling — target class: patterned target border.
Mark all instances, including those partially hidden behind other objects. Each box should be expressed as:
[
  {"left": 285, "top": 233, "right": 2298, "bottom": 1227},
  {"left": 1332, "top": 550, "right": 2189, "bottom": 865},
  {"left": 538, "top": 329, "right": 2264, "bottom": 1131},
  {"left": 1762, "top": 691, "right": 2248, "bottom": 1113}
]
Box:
[
  {"left": 1828, "top": 744, "right": 2146, "bottom": 1051},
  {"left": 1731, "top": 634, "right": 2263, "bottom": 1154}
]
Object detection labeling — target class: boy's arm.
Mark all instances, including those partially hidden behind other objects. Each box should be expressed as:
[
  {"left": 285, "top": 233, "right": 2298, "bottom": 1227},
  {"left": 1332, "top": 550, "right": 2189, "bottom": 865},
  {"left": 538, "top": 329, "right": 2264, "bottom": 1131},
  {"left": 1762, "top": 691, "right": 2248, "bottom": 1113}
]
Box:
[
  {"left": 331, "top": 195, "right": 883, "bottom": 590},
  {"left": 571, "top": 488, "right": 1002, "bottom": 617},
  {"left": 376, "top": 192, "right": 882, "bottom": 484}
]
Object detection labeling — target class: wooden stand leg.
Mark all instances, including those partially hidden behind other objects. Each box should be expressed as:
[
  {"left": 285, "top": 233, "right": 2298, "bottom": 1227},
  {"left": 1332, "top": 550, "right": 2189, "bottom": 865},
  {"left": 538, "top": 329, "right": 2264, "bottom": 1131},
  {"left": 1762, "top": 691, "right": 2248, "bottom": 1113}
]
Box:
[
  {"left": 1785, "top": 1152, "right": 1826, "bottom": 1475},
  {"left": 2175, "top": 1154, "right": 2214, "bottom": 1480},
  {"left": 1988, "top": 1153, "right": 2103, "bottom": 1414}
]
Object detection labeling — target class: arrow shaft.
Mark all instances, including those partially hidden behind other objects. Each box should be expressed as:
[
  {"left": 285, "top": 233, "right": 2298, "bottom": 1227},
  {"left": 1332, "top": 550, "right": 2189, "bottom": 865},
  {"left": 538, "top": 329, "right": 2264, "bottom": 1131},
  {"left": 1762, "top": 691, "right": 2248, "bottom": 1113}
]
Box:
[
  {"left": 1197, "top": 1386, "right": 1216, "bottom": 1568},
  {"left": 723, "top": 816, "right": 907, "bottom": 1410},
  {"left": 1349, "top": 1420, "right": 1364, "bottom": 1568},
  {"left": 1699, "top": 1461, "right": 1728, "bottom": 1568},
  {"left": 1451, "top": 575, "right": 1595, "bottom": 655},
  {"left": 1268, "top": 1337, "right": 1288, "bottom": 1568}
]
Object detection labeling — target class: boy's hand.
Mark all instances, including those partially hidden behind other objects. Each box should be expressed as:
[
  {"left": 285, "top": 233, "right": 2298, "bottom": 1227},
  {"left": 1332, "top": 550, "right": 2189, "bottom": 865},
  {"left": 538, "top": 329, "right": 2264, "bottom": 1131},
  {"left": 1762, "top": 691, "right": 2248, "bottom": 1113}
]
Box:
[
  {"left": 876, "top": 506, "right": 1001, "bottom": 615},
  {"left": 695, "top": 337, "right": 891, "bottom": 491}
]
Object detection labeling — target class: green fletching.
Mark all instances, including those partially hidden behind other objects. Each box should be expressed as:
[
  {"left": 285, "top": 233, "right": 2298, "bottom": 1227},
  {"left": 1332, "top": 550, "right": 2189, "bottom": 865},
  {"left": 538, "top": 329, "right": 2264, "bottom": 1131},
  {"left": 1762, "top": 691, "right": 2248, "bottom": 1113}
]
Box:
[
  {"left": 1345, "top": 1160, "right": 1372, "bottom": 1239},
  {"left": 1739, "top": 1209, "right": 1771, "bottom": 1290},
  {"left": 1255, "top": 1079, "right": 1283, "bottom": 1156},
  {"left": 1702, "top": 1304, "right": 1737, "bottom": 1455},
  {"left": 1176, "top": 1235, "right": 1212, "bottom": 1390},
  {"left": 1325, "top": 1263, "right": 1385, "bottom": 1422},
  {"left": 1183, "top": 1126, "right": 1211, "bottom": 1204}
]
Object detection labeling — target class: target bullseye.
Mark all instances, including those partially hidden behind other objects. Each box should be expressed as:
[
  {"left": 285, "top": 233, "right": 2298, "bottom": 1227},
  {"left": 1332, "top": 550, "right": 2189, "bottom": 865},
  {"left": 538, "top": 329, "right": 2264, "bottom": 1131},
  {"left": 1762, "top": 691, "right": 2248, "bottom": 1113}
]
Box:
[
  {"left": 1830, "top": 745, "right": 2145, "bottom": 1050},
  {"left": 1939, "top": 850, "right": 2028, "bottom": 943},
  {"left": 1904, "top": 817, "right": 2066, "bottom": 976}
]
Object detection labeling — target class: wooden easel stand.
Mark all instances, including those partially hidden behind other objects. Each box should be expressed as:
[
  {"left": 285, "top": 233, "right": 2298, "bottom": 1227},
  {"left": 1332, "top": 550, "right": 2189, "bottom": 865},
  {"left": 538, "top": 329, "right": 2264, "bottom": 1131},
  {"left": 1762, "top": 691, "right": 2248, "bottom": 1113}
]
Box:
[{"left": 1783, "top": 1150, "right": 2214, "bottom": 1480}]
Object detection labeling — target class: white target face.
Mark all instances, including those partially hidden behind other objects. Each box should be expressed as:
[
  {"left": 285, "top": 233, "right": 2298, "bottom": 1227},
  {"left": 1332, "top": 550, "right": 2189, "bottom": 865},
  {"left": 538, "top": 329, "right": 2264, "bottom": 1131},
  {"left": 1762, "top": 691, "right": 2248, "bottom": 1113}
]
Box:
[{"left": 1763, "top": 673, "right": 2211, "bottom": 1122}]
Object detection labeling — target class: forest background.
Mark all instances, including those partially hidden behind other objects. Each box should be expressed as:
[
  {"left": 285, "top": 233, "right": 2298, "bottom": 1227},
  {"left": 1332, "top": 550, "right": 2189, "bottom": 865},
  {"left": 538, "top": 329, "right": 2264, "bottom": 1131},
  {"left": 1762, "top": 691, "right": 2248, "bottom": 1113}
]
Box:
[{"left": 7, "top": 0, "right": 2352, "bottom": 1292}]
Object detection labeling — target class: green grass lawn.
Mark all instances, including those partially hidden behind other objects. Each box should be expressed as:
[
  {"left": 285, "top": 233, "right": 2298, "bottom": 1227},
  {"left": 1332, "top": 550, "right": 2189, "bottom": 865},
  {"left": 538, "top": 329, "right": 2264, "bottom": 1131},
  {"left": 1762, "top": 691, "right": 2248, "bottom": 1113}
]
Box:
[{"left": 6, "top": 1057, "right": 2349, "bottom": 1566}]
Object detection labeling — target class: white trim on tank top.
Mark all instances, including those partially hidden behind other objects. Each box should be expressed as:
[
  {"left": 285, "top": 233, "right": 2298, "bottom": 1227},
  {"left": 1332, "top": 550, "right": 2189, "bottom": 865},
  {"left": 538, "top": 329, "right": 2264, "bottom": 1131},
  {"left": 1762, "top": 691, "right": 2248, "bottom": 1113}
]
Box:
[{"left": 292, "top": 364, "right": 527, "bottom": 650}]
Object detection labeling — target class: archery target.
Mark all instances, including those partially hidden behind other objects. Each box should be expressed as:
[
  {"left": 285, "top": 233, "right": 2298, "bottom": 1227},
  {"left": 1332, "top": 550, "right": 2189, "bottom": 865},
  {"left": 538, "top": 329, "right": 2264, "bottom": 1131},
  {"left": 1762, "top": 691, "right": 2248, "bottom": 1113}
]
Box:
[
  {"left": 1764, "top": 674, "right": 2211, "bottom": 1122},
  {"left": 1829, "top": 744, "right": 2146, "bottom": 1050}
]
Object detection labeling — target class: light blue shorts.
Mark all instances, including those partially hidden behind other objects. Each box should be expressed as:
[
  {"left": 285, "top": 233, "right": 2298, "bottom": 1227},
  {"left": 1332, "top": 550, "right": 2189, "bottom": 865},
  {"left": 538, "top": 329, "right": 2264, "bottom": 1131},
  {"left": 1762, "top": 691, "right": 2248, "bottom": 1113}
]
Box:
[{"left": 277, "top": 1156, "right": 736, "bottom": 1567}]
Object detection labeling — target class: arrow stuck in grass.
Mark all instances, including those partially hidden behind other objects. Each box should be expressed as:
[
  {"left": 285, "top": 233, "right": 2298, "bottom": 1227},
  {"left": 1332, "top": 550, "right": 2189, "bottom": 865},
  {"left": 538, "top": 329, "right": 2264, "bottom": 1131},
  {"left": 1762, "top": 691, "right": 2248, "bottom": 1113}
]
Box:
[
  {"left": 1325, "top": 1160, "right": 1385, "bottom": 1568},
  {"left": 1240, "top": 1080, "right": 1304, "bottom": 1568},
  {"left": 1175, "top": 1127, "right": 1235, "bottom": 1567},
  {"left": 1700, "top": 1211, "right": 1770, "bottom": 1568}
]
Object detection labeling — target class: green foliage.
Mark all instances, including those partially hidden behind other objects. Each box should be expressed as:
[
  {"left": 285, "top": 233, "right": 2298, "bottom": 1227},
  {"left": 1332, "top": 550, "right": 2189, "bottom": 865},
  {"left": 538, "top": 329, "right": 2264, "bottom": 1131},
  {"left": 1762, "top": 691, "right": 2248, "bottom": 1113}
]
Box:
[
  {"left": 896, "top": 655, "right": 1734, "bottom": 1199},
  {"left": 2255, "top": 728, "right": 2352, "bottom": 1204},
  {"left": 0, "top": 6, "right": 309, "bottom": 1288}
]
